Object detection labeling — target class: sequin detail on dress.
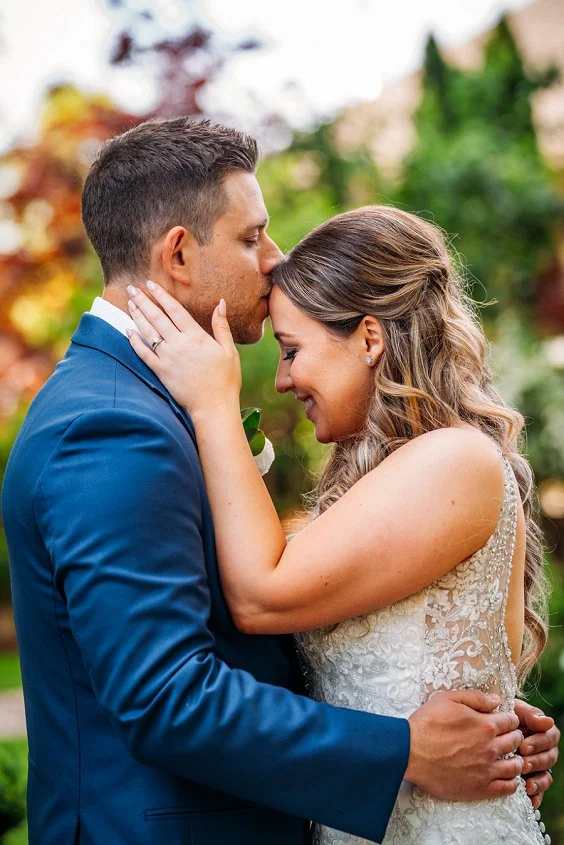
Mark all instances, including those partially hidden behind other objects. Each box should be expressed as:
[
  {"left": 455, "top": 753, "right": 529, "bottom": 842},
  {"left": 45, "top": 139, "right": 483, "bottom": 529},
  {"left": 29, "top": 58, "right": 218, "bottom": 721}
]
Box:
[{"left": 296, "top": 459, "right": 546, "bottom": 844}]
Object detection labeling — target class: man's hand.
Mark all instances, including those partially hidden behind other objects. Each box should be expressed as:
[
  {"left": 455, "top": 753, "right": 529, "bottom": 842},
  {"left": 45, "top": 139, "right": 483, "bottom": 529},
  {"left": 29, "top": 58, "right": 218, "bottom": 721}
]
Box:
[
  {"left": 515, "top": 699, "right": 560, "bottom": 810},
  {"left": 405, "top": 690, "right": 524, "bottom": 801}
]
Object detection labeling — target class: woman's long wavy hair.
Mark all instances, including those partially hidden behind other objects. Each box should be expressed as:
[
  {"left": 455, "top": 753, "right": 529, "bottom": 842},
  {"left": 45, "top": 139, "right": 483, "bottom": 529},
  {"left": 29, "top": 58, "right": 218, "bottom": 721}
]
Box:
[{"left": 271, "top": 205, "right": 548, "bottom": 687}]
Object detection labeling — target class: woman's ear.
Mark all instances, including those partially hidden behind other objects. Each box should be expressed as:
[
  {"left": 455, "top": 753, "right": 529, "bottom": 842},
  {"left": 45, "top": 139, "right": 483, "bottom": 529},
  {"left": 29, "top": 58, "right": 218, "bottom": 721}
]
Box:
[{"left": 362, "top": 315, "right": 384, "bottom": 367}]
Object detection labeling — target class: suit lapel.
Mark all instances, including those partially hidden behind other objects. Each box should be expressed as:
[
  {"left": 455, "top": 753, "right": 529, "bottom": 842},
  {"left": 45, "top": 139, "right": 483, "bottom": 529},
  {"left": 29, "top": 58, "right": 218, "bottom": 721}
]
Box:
[{"left": 70, "top": 314, "right": 197, "bottom": 447}]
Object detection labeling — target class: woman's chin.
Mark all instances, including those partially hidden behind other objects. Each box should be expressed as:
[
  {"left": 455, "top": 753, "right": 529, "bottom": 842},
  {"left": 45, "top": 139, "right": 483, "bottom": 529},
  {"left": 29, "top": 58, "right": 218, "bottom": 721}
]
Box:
[
  {"left": 312, "top": 422, "right": 332, "bottom": 445},
  {"left": 309, "top": 409, "right": 346, "bottom": 444},
  {"left": 313, "top": 419, "right": 360, "bottom": 445}
]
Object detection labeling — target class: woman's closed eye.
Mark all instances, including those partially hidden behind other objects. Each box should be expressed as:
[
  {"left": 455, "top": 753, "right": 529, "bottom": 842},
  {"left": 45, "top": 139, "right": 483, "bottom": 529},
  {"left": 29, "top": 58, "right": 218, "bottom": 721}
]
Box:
[{"left": 282, "top": 348, "right": 298, "bottom": 362}]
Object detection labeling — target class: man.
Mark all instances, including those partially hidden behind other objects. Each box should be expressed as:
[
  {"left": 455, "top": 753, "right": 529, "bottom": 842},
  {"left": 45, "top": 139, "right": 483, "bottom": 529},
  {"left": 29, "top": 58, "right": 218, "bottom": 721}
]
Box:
[{"left": 1, "top": 117, "right": 558, "bottom": 845}]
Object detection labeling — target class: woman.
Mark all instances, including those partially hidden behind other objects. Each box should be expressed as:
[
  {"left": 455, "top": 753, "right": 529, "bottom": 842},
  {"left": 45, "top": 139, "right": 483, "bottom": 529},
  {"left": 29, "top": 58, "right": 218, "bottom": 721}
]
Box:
[{"left": 127, "top": 206, "right": 550, "bottom": 844}]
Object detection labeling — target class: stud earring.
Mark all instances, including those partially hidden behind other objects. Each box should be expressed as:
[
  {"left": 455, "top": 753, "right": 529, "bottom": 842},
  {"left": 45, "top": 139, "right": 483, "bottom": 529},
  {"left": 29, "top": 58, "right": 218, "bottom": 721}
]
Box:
[{"left": 365, "top": 356, "right": 374, "bottom": 366}]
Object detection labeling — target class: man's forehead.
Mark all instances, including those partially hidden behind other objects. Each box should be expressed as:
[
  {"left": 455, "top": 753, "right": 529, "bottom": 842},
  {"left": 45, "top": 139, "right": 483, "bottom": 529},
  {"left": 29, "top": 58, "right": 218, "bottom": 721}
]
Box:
[{"left": 222, "top": 171, "right": 268, "bottom": 224}]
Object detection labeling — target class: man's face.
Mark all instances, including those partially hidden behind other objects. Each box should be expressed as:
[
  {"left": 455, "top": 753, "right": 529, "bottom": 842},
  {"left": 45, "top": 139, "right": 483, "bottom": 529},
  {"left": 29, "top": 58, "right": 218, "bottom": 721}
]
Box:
[{"left": 185, "top": 171, "right": 283, "bottom": 344}]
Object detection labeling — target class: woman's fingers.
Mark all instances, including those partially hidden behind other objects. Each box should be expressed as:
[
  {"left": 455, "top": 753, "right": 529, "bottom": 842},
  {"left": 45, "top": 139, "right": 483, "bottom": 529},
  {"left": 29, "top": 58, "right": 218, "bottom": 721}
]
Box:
[
  {"left": 127, "top": 285, "right": 178, "bottom": 343},
  {"left": 126, "top": 284, "right": 242, "bottom": 413},
  {"left": 128, "top": 298, "right": 166, "bottom": 352},
  {"left": 146, "top": 280, "right": 199, "bottom": 333},
  {"left": 211, "top": 299, "right": 236, "bottom": 353},
  {"left": 126, "top": 329, "right": 161, "bottom": 372}
]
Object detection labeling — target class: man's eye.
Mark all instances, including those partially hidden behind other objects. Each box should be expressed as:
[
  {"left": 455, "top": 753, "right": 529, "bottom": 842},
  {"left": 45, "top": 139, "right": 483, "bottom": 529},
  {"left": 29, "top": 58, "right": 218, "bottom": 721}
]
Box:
[
  {"left": 283, "top": 349, "right": 298, "bottom": 361},
  {"left": 245, "top": 238, "right": 259, "bottom": 246}
]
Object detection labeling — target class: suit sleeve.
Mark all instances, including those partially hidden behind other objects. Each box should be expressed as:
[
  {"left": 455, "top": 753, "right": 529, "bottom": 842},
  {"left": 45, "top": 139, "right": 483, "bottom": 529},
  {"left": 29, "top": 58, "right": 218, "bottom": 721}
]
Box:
[{"left": 36, "top": 408, "right": 409, "bottom": 843}]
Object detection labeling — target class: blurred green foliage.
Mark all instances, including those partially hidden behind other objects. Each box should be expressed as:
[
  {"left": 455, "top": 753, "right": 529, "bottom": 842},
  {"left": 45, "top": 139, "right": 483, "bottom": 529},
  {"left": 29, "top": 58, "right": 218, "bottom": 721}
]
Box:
[
  {"left": 527, "top": 558, "right": 564, "bottom": 837},
  {"left": 0, "top": 740, "right": 27, "bottom": 840},
  {"left": 1, "top": 822, "right": 27, "bottom": 845},
  {"left": 0, "top": 657, "right": 21, "bottom": 695},
  {"left": 398, "top": 22, "right": 564, "bottom": 318}
]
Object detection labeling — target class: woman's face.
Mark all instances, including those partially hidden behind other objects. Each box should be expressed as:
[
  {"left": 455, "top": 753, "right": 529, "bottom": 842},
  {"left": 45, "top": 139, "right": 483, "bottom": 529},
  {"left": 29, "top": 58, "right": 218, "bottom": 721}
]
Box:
[{"left": 269, "top": 285, "right": 378, "bottom": 444}]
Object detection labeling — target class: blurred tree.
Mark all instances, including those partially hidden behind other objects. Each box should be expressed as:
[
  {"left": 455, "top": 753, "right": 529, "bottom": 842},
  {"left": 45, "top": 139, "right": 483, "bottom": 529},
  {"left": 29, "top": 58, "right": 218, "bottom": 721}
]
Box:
[
  {"left": 398, "top": 18, "right": 563, "bottom": 320},
  {"left": 106, "top": 0, "right": 260, "bottom": 117},
  {"left": 259, "top": 122, "right": 383, "bottom": 253}
]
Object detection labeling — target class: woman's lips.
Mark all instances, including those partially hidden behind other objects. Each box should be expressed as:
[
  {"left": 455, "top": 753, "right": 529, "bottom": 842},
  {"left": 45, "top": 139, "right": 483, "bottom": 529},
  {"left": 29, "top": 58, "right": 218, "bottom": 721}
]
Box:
[{"left": 295, "top": 393, "right": 316, "bottom": 420}]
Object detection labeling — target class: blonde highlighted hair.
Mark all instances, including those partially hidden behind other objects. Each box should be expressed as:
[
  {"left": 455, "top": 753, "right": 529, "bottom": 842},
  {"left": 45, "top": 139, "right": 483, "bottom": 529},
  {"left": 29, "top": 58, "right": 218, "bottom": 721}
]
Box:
[{"left": 272, "top": 205, "right": 548, "bottom": 687}]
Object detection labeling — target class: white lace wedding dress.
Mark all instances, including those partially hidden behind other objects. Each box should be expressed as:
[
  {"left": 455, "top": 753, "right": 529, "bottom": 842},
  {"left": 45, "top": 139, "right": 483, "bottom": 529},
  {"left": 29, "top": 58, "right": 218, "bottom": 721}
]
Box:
[{"left": 296, "top": 459, "right": 549, "bottom": 845}]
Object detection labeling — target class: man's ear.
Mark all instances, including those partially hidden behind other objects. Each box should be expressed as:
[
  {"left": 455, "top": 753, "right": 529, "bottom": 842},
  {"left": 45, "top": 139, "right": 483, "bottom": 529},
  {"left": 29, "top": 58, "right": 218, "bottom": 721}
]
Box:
[
  {"left": 361, "top": 315, "right": 384, "bottom": 366},
  {"left": 161, "top": 226, "right": 192, "bottom": 285}
]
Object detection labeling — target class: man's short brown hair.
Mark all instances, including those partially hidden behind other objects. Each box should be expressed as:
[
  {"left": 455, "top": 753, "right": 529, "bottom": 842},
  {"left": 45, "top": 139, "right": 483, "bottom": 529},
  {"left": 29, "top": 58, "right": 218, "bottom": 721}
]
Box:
[{"left": 81, "top": 117, "right": 259, "bottom": 281}]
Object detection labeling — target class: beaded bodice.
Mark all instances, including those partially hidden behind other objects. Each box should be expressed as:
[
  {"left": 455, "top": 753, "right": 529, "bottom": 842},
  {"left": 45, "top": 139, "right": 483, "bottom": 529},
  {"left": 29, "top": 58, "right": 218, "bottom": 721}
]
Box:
[{"left": 296, "top": 459, "right": 547, "bottom": 845}]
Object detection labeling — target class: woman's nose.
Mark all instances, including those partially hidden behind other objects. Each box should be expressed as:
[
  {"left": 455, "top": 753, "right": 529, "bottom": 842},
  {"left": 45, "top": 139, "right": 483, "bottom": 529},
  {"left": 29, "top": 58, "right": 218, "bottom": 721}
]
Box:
[{"left": 275, "top": 362, "right": 293, "bottom": 395}]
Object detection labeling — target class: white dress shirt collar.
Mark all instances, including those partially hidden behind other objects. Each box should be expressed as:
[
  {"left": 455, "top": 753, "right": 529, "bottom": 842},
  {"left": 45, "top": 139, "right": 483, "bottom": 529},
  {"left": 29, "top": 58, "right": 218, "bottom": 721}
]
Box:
[{"left": 89, "top": 296, "right": 137, "bottom": 337}]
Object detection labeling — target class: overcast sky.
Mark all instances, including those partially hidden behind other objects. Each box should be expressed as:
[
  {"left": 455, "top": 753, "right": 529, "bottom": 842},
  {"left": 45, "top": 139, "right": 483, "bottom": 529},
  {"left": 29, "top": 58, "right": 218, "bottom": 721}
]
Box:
[{"left": 0, "top": 0, "right": 532, "bottom": 150}]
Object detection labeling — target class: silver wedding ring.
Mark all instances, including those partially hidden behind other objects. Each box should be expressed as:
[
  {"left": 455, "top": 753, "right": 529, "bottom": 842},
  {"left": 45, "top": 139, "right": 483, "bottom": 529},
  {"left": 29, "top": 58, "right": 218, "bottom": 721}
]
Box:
[{"left": 151, "top": 336, "right": 164, "bottom": 353}]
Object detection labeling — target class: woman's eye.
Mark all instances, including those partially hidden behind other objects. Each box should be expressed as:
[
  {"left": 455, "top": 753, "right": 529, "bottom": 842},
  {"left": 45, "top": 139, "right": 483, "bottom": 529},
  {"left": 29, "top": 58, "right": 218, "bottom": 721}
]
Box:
[{"left": 283, "top": 349, "right": 298, "bottom": 361}]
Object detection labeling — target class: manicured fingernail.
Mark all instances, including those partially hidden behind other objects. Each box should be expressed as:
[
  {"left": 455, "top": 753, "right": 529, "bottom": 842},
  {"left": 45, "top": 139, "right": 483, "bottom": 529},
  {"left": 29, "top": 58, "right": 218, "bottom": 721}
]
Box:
[
  {"left": 218, "top": 298, "right": 226, "bottom": 317},
  {"left": 146, "top": 280, "right": 157, "bottom": 291},
  {"left": 126, "top": 329, "right": 133, "bottom": 338},
  {"left": 127, "top": 299, "right": 137, "bottom": 311},
  {"left": 127, "top": 285, "right": 139, "bottom": 296},
  {"left": 523, "top": 760, "right": 532, "bottom": 773}
]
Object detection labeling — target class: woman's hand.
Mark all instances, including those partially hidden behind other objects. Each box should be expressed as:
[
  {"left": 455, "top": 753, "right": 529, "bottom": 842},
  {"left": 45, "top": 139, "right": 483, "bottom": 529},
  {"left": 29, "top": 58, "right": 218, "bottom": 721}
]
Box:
[{"left": 126, "top": 282, "right": 242, "bottom": 420}]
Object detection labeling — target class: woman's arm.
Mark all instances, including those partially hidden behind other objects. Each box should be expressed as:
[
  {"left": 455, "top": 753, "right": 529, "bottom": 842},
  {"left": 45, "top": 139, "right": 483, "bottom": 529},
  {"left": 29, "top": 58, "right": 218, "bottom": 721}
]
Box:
[
  {"left": 191, "top": 409, "right": 505, "bottom": 634},
  {"left": 127, "top": 283, "right": 506, "bottom": 634}
]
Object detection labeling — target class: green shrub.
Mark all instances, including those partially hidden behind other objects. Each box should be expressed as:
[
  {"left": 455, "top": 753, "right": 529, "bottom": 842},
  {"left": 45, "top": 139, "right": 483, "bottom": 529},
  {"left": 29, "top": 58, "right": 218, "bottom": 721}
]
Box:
[
  {"left": 526, "top": 558, "right": 564, "bottom": 842},
  {"left": 0, "top": 656, "right": 22, "bottom": 694},
  {"left": 1, "top": 821, "right": 27, "bottom": 845},
  {"left": 0, "top": 740, "right": 27, "bottom": 838}
]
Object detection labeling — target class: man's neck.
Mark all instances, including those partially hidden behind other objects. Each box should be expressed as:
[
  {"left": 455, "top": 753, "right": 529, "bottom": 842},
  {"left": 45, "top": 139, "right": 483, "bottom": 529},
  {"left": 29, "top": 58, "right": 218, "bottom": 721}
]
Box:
[
  {"left": 101, "top": 285, "right": 130, "bottom": 315},
  {"left": 102, "top": 275, "right": 172, "bottom": 312}
]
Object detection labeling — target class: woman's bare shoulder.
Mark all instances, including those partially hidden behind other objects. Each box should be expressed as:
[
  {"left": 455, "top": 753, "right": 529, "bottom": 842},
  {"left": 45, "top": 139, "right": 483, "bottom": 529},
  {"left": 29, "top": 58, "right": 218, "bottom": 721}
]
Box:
[
  {"left": 387, "top": 426, "right": 503, "bottom": 471},
  {"left": 362, "top": 426, "right": 506, "bottom": 526}
]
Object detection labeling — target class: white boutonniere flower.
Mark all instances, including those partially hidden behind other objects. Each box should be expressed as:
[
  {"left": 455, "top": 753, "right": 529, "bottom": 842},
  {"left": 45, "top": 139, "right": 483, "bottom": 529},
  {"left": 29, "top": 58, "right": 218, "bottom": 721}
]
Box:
[
  {"left": 242, "top": 407, "right": 275, "bottom": 477},
  {"left": 253, "top": 437, "right": 275, "bottom": 476}
]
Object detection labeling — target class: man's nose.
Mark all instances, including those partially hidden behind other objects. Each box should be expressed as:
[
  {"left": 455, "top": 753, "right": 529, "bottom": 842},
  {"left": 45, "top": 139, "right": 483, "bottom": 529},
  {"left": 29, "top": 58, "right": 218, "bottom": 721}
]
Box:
[{"left": 262, "top": 236, "right": 284, "bottom": 275}]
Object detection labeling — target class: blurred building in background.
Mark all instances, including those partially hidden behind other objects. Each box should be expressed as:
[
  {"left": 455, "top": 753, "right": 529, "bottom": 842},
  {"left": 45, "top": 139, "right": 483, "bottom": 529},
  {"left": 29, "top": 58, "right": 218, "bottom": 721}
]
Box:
[
  {"left": 340, "top": 0, "right": 564, "bottom": 176},
  {"left": 337, "top": 0, "right": 564, "bottom": 337}
]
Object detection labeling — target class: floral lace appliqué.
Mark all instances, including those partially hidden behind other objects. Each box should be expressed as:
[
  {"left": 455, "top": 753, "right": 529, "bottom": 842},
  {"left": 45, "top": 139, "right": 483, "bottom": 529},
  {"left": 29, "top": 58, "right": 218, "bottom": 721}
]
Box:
[{"left": 296, "top": 460, "right": 546, "bottom": 845}]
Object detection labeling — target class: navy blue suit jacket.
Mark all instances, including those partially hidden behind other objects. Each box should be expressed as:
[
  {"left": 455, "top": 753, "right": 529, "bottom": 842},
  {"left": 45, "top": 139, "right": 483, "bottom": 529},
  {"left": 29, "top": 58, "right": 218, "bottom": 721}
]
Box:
[{"left": 1, "top": 314, "right": 409, "bottom": 845}]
